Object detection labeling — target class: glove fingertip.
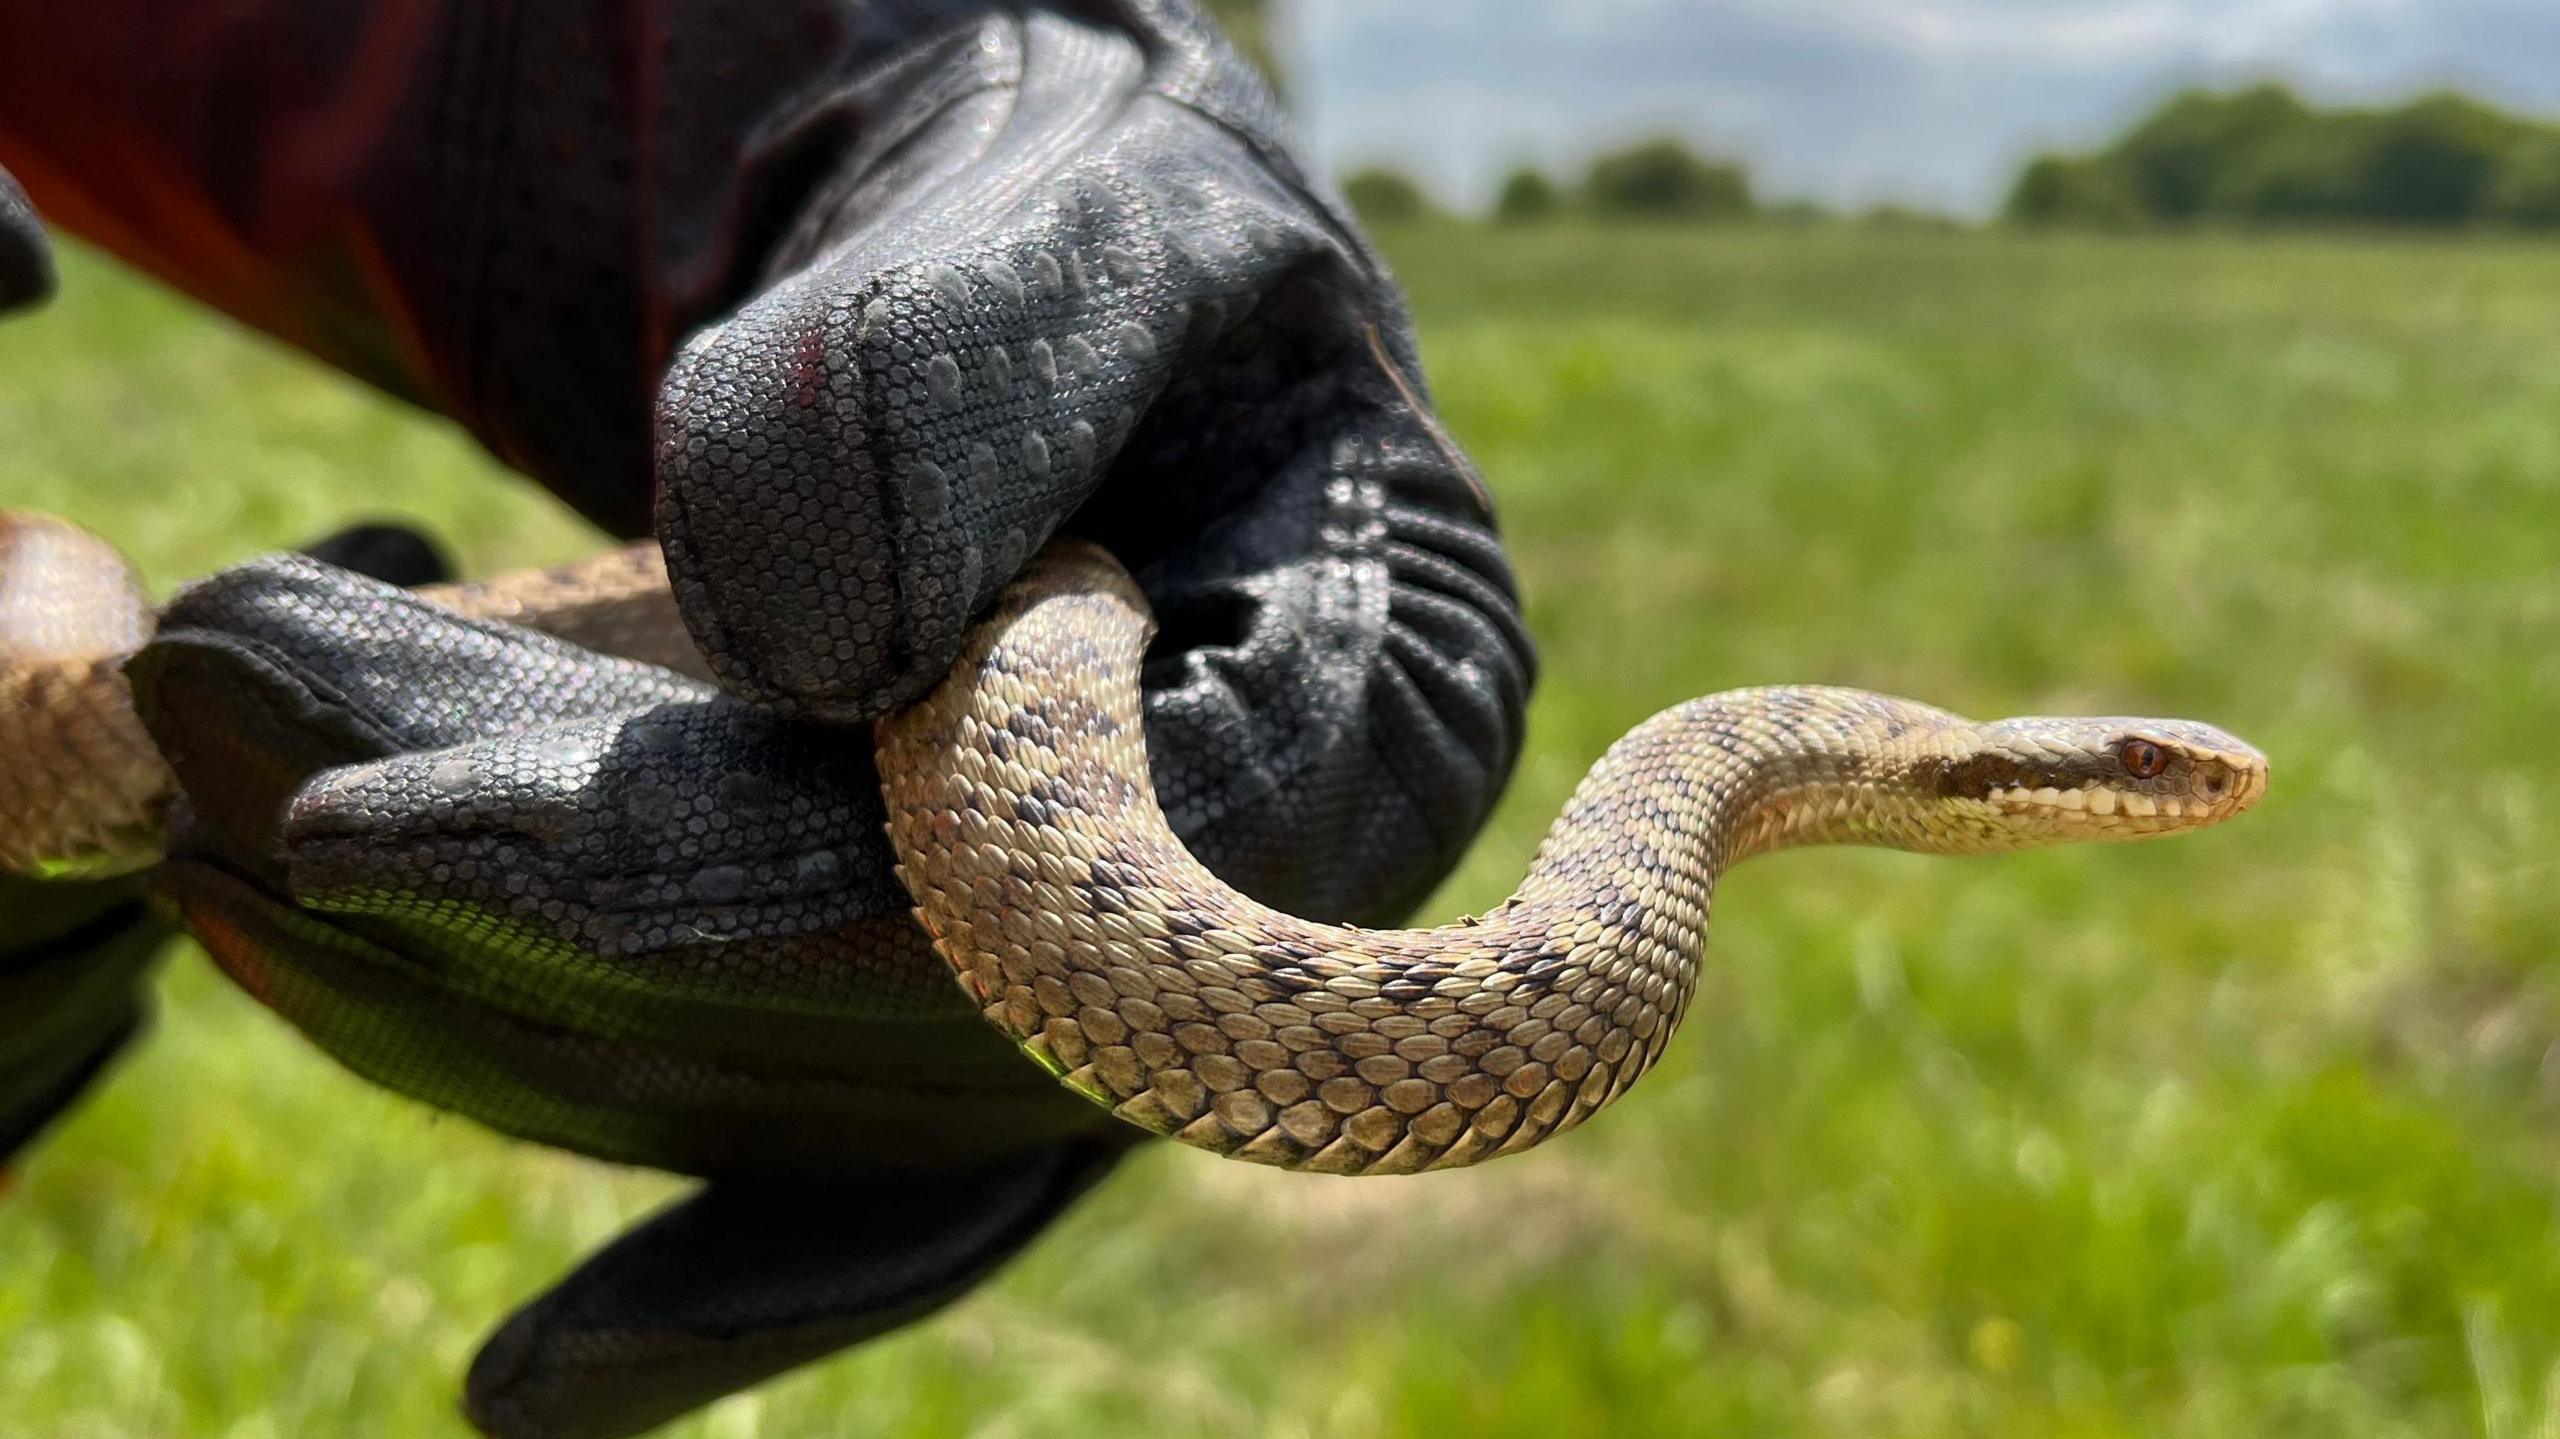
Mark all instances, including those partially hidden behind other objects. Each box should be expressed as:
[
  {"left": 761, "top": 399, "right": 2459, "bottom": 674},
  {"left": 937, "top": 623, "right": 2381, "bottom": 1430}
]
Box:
[
  {"left": 0, "top": 997, "right": 146, "bottom": 1165},
  {"left": 656, "top": 244, "right": 1140, "bottom": 720},
  {"left": 0, "top": 166, "right": 55, "bottom": 315},
  {"left": 461, "top": 1312, "right": 550, "bottom": 1439},
  {"left": 654, "top": 320, "right": 979, "bottom": 722},
  {"left": 297, "top": 523, "right": 452, "bottom": 588},
  {"left": 131, "top": 602, "right": 432, "bottom": 894}
]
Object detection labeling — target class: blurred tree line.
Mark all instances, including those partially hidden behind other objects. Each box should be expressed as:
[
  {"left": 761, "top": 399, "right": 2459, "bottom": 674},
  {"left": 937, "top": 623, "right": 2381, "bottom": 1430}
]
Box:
[
  {"left": 2008, "top": 83, "right": 2560, "bottom": 228},
  {"left": 1344, "top": 138, "right": 1759, "bottom": 225},
  {"left": 1343, "top": 139, "right": 1970, "bottom": 231}
]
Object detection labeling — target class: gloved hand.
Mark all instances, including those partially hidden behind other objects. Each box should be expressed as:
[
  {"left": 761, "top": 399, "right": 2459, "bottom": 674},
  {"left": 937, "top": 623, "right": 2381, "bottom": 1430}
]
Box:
[
  {"left": 22, "top": 3, "right": 1534, "bottom": 1435},
  {"left": 136, "top": 565, "right": 1143, "bottom": 1438}
]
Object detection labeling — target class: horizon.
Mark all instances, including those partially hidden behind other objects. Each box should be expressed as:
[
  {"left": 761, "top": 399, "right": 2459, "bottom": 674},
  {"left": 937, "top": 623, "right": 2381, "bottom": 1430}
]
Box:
[{"left": 1281, "top": 0, "right": 2560, "bottom": 216}]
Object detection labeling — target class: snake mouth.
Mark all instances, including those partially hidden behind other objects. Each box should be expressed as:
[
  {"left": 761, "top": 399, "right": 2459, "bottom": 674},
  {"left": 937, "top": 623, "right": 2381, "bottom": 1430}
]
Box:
[
  {"left": 1983, "top": 768, "right": 2266, "bottom": 835},
  {"left": 1987, "top": 783, "right": 2199, "bottom": 821}
]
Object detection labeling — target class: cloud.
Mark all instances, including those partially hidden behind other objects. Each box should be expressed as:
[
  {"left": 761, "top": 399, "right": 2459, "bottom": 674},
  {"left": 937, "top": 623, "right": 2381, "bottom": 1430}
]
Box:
[{"left": 1282, "top": 0, "right": 2560, "bottom": 214}]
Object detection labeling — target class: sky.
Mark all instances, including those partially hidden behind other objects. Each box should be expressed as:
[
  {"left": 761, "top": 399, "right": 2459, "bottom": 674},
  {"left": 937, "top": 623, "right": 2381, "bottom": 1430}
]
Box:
[{"left": 1282, "top": 0, "right": 2560, "bottom": 215}]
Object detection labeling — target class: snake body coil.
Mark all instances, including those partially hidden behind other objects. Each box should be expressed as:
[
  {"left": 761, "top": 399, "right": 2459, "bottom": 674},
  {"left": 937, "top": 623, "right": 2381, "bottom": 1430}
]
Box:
[
  {"left": 0, "top": 516, "right": 162, "bottom": 876},
  {"left": 0, "top": 513, "right": 2268, "bottom": 1173}
]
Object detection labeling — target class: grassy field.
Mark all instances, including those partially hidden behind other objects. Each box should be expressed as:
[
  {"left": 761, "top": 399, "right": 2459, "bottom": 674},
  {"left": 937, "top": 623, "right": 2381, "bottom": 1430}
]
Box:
[{"left": 4, "top": 223, "right": 2560, "bottom": 1438}]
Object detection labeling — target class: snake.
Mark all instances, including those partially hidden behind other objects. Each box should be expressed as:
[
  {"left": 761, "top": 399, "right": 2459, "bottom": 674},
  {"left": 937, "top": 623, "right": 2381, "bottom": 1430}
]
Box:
[{"left": 0, "top": 510, "right": 2267, "bottom": 1175}]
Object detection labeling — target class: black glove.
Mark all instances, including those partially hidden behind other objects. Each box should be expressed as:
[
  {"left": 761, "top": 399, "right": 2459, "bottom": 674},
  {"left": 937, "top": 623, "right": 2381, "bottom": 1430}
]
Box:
[
  {"left": 0, "top": 160, "right": 49, "bottom": 314},
  {"left": 0, "top": 871, "right": 155, "bottom": 1166},
  {"left": 123, "top": 4, "right": 1534, "bottom": 1435}
]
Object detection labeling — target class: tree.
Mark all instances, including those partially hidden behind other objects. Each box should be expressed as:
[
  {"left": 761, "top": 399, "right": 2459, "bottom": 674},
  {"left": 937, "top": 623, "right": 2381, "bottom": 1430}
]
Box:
[
  {"left": 2209, "top": 114, "right": 2379, "bottom": 224},
  {"left": 2357, "top": 92, "right": 2524, "bottom": 223},
  {"left": 1860, "top": 203, "right": 1966, "bottom": 233},
  {"left": 2004, "top": 155, "right": 2143, "bottom": 227},
  {"left": 2109, "top": 83, "right": 2312, "bottom": 221},
  {"left": 1340, "top": 166, "right": 1437, "bottom": 225},
  {"left": 1767, "top": 198, "right": 1839, "bottom": 226},
  {"left": 2489, "top": 134, "right": 2560, "bottom": 227},
  {"left": 2002, "top": 82, "right": 2560, "bottom": 229},
  {"left": 1493, "top": 167, "right": 1564, "bottom": 223},
  {"left": 1582, "top": 138, "right": 1754, "bottom": 221}
]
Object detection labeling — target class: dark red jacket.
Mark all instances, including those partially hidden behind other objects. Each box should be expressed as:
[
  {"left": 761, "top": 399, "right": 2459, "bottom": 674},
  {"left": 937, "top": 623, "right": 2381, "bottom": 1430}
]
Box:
[{"left": 0, "top": 2, "right": 877, "bottom": 536}]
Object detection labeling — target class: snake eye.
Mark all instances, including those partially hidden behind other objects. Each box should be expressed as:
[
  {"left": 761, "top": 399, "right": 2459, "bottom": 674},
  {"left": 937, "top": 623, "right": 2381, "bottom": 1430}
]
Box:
[{"left": 2117, "top": 738, "right": 2168, "bottom": 780}]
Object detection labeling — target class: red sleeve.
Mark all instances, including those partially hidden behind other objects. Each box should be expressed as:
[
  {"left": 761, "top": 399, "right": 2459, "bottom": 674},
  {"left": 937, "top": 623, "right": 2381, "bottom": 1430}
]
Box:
[
  {"left": 0, "top": 3, "right": 461, "bottom": 411},
  {"left": 0, "top": 1, "right": 868, "bottom": 538}
]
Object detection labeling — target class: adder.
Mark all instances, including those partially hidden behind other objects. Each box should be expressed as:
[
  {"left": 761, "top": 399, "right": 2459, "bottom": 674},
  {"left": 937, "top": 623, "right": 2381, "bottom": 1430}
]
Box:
[{"left": 0, "top": 509, "right": 2268, "bottom": 1174}]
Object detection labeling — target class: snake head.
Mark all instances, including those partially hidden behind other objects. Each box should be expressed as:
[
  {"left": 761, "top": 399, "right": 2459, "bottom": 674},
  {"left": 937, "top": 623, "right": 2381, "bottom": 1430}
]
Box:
[{"left": 1931, "top": 715, "right": 2268, "bottom": 848}]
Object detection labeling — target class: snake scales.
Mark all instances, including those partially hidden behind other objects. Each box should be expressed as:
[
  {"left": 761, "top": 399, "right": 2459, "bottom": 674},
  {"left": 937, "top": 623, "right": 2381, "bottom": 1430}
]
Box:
[{"left": 0, "top": 511, "right": 2267, "bottom": 1175}]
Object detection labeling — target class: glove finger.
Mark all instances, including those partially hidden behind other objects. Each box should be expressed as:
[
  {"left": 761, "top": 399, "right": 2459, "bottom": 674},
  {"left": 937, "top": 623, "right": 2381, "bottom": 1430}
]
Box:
[
  {"left": 157, "top": 854, "right": 778, "bottom": 1171},
  {"left": 273, "top": 706, "right": 1083, "bottom": 1105},
  {"left": 155, "top": 857, "right": 1096, "bottom": 1179},
  {"left": 1108, "top": 454, "right": 1535, "bottom": 924},
  {"left": 224, "top": 570, "right": 917, "bottom": 1020},
  {"left": 464, "top": 1139, "right": 1130, "bottom": 1439},
  {"left": 1054, "top": 276, "right": 1534, "bottom": 923},
  {"left": 0, "top": 870, "right": 161, "bottom": 1165},
  {"left": 127, "top": 556, "right": 708, "bottom": 877},
  {"left": 282, "top": 698, "right": 902, "bottom": 957},
  {"left": 655, "top": 8, "right": 1354, "bottom": 721},
  {"left": 0, "top": 162, "right": 53, "bottom": 314},
  {"left": 295, "top": 520, "right": 452, "bottom": 589},
  {"left": 0, "top": 1004, "right": 141, "bottom": 1163},
  {"left": 0, "top": 998, "right": 142, "bottom": 1166}
]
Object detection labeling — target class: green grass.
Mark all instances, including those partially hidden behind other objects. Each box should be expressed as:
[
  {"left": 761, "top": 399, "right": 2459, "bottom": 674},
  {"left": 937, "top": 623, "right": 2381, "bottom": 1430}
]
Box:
[{"left": 5, "top": 223, "right": 2560, "bottom": 1437}]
